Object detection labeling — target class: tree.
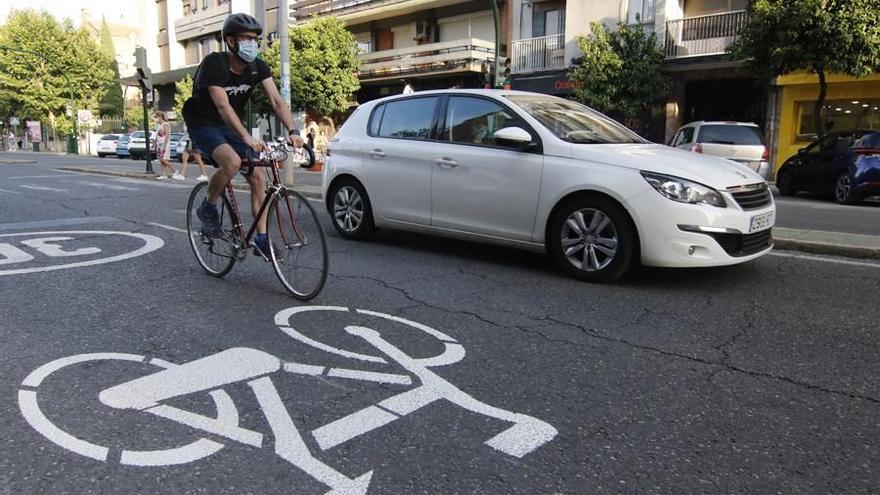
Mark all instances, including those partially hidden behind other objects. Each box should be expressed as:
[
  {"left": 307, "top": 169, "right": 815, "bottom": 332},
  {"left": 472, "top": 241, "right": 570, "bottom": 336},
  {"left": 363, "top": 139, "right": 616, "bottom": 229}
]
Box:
[
  {"left": 569, "top": 21, "right": 669, "bottom": 121},
  {"left": 263, "top": 16, "right": 360, "bottom": 116},
  {"left": 173, "top": 74, "right": 193, "bottom": 120},
  {"left": 0, "top": 9, "right": 115, "bottom": 134},
  {"left": 98, "top": 18, "right": 124, "bottom": 117},
  {"left": 729, "top": 0, "right": 880, "bottom": 139}
]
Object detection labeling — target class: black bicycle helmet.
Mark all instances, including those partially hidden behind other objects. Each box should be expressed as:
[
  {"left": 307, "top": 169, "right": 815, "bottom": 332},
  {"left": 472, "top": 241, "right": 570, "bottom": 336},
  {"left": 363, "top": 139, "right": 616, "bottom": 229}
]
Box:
[{"left": 222, "top": 13, "right": 263, "bottom": 39}]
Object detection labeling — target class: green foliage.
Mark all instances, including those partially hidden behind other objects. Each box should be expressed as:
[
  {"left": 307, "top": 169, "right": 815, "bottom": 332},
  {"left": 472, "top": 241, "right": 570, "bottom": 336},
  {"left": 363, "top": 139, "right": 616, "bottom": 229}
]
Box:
[
  {"left": 729, "top": 0, "right": 880, "bottom": 137},
  {"left": 124, "top": 98, "right": 146, "bottom": 131},
  {"left": 173, "top": 74, "right": 193, "bottom": 120},
  {"left": 569, "top": 22, "right": 669, "bottom": 119},
  {"left": 0, "top": 9, "right": 115, "bottom": 134},
  {"left": 98, "top": 18, "right": 124, "bottom": 117},
  {"left": 263, "top": 16, "right": 360, "bottom": 116}
]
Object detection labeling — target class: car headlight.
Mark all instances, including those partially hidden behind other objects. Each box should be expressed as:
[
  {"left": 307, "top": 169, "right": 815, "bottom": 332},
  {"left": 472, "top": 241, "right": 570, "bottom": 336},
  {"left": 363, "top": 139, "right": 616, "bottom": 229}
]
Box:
[{"left": 640, "top": 171, "right": 727, "bottom": 208}]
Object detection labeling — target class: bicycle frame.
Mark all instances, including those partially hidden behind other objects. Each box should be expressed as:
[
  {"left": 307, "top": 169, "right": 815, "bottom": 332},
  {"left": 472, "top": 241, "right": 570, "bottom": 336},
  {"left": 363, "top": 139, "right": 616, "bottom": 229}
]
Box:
[{"left": 222, "top": 153, "right": 305, "bottom": 257}]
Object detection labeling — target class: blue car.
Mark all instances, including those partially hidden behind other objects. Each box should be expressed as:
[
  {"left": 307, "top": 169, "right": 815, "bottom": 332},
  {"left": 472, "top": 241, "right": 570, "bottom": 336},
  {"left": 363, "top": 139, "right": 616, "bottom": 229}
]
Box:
[
  {"left": 776, "top": 130, "right": 880, "bottom": 204},
  {"left": 116, "top": 133, "right": 131, "bottom": 158}
]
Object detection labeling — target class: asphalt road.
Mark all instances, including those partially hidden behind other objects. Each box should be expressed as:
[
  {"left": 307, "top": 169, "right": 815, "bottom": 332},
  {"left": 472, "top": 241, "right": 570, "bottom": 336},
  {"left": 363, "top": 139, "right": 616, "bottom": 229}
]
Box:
[{"left": 0, "top": 154, "right": 878, "bottom": 494}]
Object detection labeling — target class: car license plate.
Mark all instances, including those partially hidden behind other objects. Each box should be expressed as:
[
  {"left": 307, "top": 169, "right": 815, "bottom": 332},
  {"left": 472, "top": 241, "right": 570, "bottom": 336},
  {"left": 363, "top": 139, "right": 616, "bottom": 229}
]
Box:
[{"left": 749, "top": 212, "right": 774, "bottom": 233}]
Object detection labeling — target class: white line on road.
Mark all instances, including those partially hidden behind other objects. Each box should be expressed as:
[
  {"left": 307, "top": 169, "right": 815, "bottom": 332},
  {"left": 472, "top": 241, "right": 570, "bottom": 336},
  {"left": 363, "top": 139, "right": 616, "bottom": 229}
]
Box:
[
  {"left": 768, "top": 251, "right": 880, "bottom": 269},
  {"left": 77, "top": 181, "right": 140, "bottom": 191},
  {"left": 0, "top": 188, "right": 21, "bottom": 195},
  {"left": 8, "top": 174, "right": 76, "bottom": 179},
  {"left": 147, "top": 222, "right": 187, "bottom": 234},
  {"left": 113, "top": 178, "right": 191, "bottom": 189},
  {"left": 20, "top": 184, "right": 67, "bottom": 192}
]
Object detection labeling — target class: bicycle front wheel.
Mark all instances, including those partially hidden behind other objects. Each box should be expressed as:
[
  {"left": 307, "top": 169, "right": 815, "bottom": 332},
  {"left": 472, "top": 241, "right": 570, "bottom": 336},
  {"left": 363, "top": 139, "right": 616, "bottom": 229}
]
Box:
[
  {"left": 186, "top": 182, "right": 237, "bottom": 277},
  {"left": 267, "top": 189, "right": 328, "bottom": 300}
]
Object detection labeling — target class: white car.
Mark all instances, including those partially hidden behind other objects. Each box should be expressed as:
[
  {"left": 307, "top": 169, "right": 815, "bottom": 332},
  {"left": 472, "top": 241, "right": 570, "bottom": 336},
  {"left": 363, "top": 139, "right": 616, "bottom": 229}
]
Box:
[
  {"left": 669, "top": 121, "right": 772, "bottom": 180},
  {"left": 96, "top": 134, "right": 121, "bottom": 157},
  {"left": 322, "top": 90, "right": 775, "bottom": 282}
]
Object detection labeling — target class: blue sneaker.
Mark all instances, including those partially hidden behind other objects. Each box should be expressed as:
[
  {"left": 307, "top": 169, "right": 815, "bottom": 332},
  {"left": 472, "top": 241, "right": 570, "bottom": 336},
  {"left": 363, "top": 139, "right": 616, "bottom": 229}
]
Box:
[
  {"left": 196, "top": 200, "right": 221, "bottom": 238},
  {"left": 253, "top": 234, "right": 276, "bottom": 258}
]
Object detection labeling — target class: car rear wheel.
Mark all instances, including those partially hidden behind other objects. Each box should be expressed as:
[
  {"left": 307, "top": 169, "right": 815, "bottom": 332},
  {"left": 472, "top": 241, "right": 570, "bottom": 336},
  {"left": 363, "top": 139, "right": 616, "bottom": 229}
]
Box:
[
  {"left": 776, "top": 169, "right": 795, "bottom": 196},
  {"left": 834, "top": 172, "right": 860, "bottom": 205},
  {"left": 549, "top": 196, "right": 636, "bottom": 283},
  {"left": 329, "top": 178, "right": 376, "bottom": 240}
]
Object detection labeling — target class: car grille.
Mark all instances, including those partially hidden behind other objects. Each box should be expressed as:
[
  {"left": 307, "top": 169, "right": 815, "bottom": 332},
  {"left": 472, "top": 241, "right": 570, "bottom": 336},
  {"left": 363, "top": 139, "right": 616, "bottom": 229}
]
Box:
[
  {"left": 728, "top": 183, "right": 772, "bottom": 210},
  {"left": 706, "top": 229, "right": 773, "bottom": 257}
]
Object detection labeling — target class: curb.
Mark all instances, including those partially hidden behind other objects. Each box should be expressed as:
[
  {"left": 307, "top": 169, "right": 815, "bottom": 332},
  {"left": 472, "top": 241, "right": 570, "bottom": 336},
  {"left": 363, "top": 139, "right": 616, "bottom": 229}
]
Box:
[
  {"left": 57, "top": 166, "right": 323, "bottom": 200},
  {"left": 773, "top": 237, "right": 880, "bottom": 259}
]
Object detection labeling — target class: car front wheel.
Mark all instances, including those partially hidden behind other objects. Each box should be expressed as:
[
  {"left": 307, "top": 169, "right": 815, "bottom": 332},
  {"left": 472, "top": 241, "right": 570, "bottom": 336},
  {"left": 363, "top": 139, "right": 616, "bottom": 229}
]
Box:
[
  {"left": 549, "top": 196, "right": 637, "bottom": 283},
  {"left": 776, "top": 169, "right": 795, "bottom": 196},
  {"left": 329, "top": 179, "right": 376, "bottom": 240},
  {"left": 834, "top": 171, "right": 860, "bottom": 205}
]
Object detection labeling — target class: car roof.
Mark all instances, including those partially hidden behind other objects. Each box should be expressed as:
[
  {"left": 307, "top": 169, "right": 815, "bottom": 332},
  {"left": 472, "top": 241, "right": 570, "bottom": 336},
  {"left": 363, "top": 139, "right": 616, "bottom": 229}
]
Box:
[
  {"left": 362, "top": 89, "right": 562, "bottom": 107},
  {"left": 682, "top": 121, "right": 760, "bottom": 128}
]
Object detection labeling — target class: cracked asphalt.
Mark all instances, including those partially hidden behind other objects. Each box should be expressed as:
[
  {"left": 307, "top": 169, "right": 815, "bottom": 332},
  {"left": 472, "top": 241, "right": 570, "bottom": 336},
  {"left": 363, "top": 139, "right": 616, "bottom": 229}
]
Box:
[{"left": 0, "top": 154, "right": 878, "bottom": 494}]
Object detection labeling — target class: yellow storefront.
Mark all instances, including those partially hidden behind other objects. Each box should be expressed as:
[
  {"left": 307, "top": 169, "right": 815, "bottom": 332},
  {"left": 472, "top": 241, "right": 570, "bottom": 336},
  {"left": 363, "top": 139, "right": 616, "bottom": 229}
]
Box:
[{"left": 774, "top": 72, "right": 880, "bottom": 171}]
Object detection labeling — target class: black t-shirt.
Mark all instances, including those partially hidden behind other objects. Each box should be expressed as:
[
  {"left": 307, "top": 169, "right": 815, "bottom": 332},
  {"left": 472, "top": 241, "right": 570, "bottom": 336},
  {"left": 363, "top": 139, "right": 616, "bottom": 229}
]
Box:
[{"left": 182, "top": 52, "right": 272, "bottom": 128}]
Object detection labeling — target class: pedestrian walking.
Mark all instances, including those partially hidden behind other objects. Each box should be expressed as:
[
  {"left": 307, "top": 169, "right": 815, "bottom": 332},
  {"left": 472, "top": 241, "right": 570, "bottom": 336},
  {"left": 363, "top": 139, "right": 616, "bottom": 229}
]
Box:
[
  {"left": 178, "top": 132, "right": 209, "bottom": 181},
  {"left": 5, "top": 129, "right": 15, "bottom": 152},
  {"left": 153, "top": 112, "right": 177, "bottom": 180}
]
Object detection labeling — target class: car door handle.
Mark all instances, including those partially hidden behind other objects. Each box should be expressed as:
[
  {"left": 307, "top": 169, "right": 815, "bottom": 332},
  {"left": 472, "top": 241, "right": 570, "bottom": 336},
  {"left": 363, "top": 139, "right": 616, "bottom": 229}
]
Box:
[
  {"left": 435, "top": 157, "right": 458, "bottom": 168},
  {"left": 369, "top": 149, "right": 386, "bottom": 159}
]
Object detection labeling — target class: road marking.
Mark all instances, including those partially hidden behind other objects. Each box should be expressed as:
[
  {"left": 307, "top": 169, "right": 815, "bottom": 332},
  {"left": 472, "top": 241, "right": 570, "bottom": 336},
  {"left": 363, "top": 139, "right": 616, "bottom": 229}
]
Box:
[
  {"left": 768, "top": 251, "right": 880, "bottom": 269},
  {"left": 0, "top": 188, "right": 21, "bottom": 195},
  {"left": 77, "top": 181, "right": 140, "bottom": 191},
  {"left": 113, "top": 178, "right": 191, "bottom": 189},
  {"left": 148, "top": 222, "right": 188, "bottom": 234},
  {"left": 7, "top": 174, "right": 76, "bottom": 179},
  {"left": 20, "top": 184, "right": 67, "bottom": 192},
  {"left": 0, "top": 231, "right": 163, "bottom": 276},
  {"left": 0, "top": 216, "right": 117, "bottom": 231}
]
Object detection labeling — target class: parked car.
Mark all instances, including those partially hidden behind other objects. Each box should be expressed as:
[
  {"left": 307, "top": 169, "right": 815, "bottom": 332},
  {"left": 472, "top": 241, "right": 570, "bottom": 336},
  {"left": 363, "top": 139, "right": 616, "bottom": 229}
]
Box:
[
  {"left": 115, "top": 133, "right": 131, "bottom": 158},
  {"left": 169, "top": 132, "right": 185, "bottom": 161},
  {"left": 776, "top": 130, "right": 880, "bottom": 204},
  {"left": 96, "top": 134, "right": 121, "bottom": 157},
  {"left": 323, "top": 90, "right": 775, "bottom": 282},
  {"left": 128, "top": 131, "right": 156, "bottom": 160},
  {"left": 669, "top": 121, "right": 771, "bottom": 180}
]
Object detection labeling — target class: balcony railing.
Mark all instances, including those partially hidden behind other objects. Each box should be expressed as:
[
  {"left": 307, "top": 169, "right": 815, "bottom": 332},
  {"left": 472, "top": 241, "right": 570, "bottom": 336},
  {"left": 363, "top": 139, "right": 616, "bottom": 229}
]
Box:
[
  {"left": 665, "top": 10, "right": 748, "bottom": 59},
  {"left": 510, "top": 34, "right": 565, "bottom": 74},
  {"left": 289, "top": 0, "right": 382, "bottom": 19},
  {"left": 357, "top": 38, "right": 495, "bottom": 82}
]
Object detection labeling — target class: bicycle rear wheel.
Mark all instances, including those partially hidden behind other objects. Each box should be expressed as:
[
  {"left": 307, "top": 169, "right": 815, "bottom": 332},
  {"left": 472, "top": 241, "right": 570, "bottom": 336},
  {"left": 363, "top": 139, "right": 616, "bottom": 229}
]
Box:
[
  {"left": 186, "top": 182, "right": 237, "bottom": 277},
  {"left": 266, "top": 189, "right": 328, "bottom": 300}
]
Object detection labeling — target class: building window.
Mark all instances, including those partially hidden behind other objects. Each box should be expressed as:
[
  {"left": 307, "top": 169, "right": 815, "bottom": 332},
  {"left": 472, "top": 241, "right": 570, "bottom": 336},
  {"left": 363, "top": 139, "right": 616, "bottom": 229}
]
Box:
[
  {"left": 798, "top": 99, "right": 880, "bottom": 140},
  {"left": 628, "top": 0, "right": 655, "bottom": 24},
  {"left": 684, "top": 0, "right": 748, "bottom": 17},
  {"left": 357, "top": 40, "right": 372, "bottom": 54}
]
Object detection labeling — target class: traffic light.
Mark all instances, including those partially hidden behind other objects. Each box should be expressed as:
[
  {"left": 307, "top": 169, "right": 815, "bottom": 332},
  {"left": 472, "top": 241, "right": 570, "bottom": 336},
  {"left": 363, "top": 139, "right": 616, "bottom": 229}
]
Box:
[{"left": 134, "top": 47, "right": 152, "bottom": 92}]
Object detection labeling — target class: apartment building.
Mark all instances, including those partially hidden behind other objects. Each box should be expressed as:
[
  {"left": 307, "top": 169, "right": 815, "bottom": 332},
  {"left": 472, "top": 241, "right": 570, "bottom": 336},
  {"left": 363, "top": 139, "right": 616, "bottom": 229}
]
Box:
[
  {"left": 290, "top": 0, "right": 509, "bottom": 102},
  {"left": 508, "top": 0, "right": 764, "bottom": 144}
]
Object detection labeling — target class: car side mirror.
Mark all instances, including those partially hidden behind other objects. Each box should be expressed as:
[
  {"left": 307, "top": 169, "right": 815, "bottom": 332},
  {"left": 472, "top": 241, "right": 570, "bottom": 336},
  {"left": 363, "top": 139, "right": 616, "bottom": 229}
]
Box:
[
  {"left": 493, "top": 127, "right": 534, "bottom": 150},
  {"left": 797, "top": 148, "right": 806, "bottom": 155}
]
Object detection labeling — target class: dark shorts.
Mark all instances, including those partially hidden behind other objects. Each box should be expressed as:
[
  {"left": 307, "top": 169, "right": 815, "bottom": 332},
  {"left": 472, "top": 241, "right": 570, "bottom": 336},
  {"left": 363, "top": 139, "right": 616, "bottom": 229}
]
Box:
[{"left": 189, "top": 125, "right": 254, "bottom": 164}]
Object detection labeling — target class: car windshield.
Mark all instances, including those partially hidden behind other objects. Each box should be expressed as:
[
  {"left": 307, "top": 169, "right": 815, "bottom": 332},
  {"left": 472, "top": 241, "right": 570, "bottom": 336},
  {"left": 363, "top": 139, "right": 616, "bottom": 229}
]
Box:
[
  {"left": 132, "top": 131, "right": 145, "bottom": 138},
  {"left": 697, "top": 125, "right": 764, "bottom": 145},
  {"left": 506, "top": 95, "right": 645, "bottom": 144},
  {"left": 100, "top": 135, "right": 119, "bottom": 141}
]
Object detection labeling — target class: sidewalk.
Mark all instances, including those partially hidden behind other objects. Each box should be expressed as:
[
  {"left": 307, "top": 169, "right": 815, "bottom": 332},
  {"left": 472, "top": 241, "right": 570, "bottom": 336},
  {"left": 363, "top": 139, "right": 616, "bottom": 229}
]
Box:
[{"left": 55, "top": 163, "right": 880, "bottom": 261}]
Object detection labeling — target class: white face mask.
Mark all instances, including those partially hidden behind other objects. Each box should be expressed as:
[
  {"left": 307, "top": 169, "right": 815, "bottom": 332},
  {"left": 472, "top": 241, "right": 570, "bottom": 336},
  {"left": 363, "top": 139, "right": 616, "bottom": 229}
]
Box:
[{"left": 237, "top": 39, "right": 259, "bottom": 63}]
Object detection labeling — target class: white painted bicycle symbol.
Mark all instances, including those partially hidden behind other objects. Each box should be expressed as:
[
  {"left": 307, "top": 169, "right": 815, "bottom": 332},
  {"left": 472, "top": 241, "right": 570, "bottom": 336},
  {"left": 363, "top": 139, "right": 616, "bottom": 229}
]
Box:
[{"left": 19, "top": 307, "right": 557, "bottom": 494}]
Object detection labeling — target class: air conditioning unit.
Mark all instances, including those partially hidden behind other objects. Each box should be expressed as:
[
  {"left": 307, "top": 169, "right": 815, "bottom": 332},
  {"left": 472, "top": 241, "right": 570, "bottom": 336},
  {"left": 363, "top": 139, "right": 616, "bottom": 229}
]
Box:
[{"left": 415, "top": 21, "right": 433, "bottom": 42}]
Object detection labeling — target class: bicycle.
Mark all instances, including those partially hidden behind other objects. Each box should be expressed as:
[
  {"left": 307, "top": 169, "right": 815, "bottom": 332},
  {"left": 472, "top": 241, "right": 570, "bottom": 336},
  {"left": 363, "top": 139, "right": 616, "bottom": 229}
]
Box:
[{"left": 185, "top": 138, "right": 327, "bottom": 300}]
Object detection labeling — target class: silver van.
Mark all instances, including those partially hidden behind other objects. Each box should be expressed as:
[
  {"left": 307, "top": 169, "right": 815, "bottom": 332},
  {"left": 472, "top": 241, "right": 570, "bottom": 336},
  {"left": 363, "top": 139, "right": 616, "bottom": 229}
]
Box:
[{"left": 669, "top": 121, "right": 771, "bottom": 180}]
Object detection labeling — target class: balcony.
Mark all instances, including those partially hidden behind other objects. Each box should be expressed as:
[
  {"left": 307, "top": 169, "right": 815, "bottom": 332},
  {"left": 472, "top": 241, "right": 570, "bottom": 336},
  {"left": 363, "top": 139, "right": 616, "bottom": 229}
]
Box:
[
  {"left": 665, "top": 10, "right": 748, "bottom": 59},
  {"left": 510, "top": 34, "right": 565, "bottom": 74},
  {"left": 290, "top": 0, "right": 472, "bottom": 24},
  {"left": 357, "top": 38, "right": 494, "bottom": 82}
]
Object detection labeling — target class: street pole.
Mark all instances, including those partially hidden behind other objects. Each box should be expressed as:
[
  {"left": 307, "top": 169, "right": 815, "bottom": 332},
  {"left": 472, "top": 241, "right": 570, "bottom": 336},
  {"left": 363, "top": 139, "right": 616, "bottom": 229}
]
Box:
[
  {"left": 491, "top": 0, "right": 500, "bottom": 88},
  {"left": 141, "top": 86, "right": 153, "bottom": 174},
  {"left": 0, "top": 44, "right": 78, "bottom": 154},
  {"left": 279, "top": 0, "right": 291, "bottom": 112}
]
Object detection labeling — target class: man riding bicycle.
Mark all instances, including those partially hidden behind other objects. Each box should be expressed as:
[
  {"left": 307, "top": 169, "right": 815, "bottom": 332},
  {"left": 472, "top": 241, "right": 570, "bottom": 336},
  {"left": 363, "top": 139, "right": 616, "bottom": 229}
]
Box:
[{"left": 183, "top": 13, "right": 303, "bottom": 256}]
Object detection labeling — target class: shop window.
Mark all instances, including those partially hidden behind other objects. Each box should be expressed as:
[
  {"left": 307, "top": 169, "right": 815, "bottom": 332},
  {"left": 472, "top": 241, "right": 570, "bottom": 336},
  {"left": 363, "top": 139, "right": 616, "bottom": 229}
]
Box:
[{"left": 798, "top": 98, "right": 880, "bottom": 140}]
